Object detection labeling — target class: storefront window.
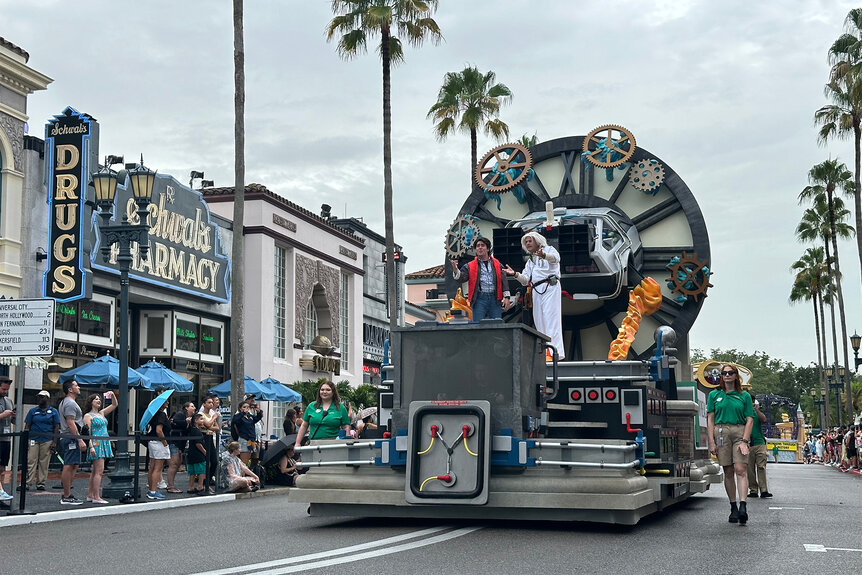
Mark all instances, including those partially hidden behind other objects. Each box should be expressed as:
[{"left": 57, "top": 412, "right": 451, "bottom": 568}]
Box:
[
  {"left": 141, "top": 311, "right": 171, "bottom": 355},
  {"left": 79, "top": 299, "right": 111, "bottom": 338},
  {"left": 55, "top": 302, "right": 78, "bottom": 333},
  {"left": 176, "top": 318, "right": 199, "bottom": 353},
  {"left": 200, "top": 322, "right": 221, "bottom": 357}
]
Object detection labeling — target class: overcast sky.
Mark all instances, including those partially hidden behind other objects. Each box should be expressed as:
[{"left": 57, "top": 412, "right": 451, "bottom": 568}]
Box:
[{"left": 5, "top": 0, "right": 862, "bottom": 368}]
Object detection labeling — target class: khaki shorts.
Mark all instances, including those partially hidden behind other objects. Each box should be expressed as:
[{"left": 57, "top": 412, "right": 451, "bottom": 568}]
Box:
[{"left": 714, "top": 424, "right": 748, "bottom": 467}]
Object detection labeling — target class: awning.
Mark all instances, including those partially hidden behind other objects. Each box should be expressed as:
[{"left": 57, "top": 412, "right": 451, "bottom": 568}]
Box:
[{"left": 0, "top": 356, "right": 50, "bottom": 369}]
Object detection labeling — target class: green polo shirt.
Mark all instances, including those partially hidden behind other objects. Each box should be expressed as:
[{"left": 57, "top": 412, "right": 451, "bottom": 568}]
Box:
[
  {"left": 303, "top": 401, "right": 350, "bottom": 440},
  {"left": 750, "top": 414, "right": 766, "bottom": 446},
  {"left": 706, "top": 389, "right": 755, "bottom": 425}
]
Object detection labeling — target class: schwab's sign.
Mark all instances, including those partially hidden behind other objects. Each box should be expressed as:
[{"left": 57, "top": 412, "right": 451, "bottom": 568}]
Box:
[
  {"left": 89, "top": 174, "right": 231, "bottom": 302},
  {"left": 43, "top": 107, "right": 97, "bottom": 302}
]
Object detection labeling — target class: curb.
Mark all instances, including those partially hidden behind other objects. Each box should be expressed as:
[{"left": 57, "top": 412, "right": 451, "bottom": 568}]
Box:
[{"left": 0, "top": 487, "right": 292, "bottom": 528}]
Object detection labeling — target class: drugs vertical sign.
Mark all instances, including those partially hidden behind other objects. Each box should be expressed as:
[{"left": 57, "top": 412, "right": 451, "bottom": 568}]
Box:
[
  {"left": 43, "top": 106, "right": 97, "bottom": 302},
  {"left": 0, "top": 299, "right": 55, "bottom": 356}
]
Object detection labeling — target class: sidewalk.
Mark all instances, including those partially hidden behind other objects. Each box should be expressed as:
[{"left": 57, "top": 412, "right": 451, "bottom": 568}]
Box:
[{"left": 0, "top": 467, "right": 290, "bottom": 528}]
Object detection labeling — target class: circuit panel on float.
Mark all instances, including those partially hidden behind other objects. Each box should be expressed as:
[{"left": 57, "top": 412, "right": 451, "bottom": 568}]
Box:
[{"left": 405, "top": 401, "right": 490, "bottom": 505}]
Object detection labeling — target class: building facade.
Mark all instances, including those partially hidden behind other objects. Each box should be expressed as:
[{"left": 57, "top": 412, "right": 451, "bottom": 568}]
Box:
[
  {"left": 405, "top": 264, "right": 449, "bottom": 324},
  {"left": 204, "top": 185, "right": 365, "bottom": 432}
]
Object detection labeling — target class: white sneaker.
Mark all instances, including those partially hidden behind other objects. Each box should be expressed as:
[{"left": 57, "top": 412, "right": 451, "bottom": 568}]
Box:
[{"left": 157, "top": 480, "right": 167, "bottom": 489}]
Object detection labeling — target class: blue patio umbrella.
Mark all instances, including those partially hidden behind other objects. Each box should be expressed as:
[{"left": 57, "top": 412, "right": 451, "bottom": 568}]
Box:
[
  {"left": 259, "top": 377, "right": 302, "bottom": 402},
  {"left": 136, "top": 360, "right": 194, "bottom": 392},
  {"left": 140, "top": 389, "right": 174, "bottom": 432},
  {"left": 209, "top": 375, "right": 270, "bottom": 400},
  {"left": 58, "top": 355, "right": 150, "bottom": 389}
]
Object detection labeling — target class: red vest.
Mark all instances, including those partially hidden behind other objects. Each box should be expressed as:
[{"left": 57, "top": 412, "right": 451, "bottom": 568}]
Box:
[{"left": 467, "top": 257, "right": 504, "bottom": 303}]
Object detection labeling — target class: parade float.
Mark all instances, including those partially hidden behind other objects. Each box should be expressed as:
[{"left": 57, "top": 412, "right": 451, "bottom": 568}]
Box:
[{"left": 290, "top": 126, "right": 722, "bottom": 524}]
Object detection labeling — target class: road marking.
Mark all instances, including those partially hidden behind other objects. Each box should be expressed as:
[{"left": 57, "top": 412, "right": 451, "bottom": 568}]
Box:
[
  {"left": 190, "top": 525, "right": 469, "bottom": 575},
  {"left": 768, "top": 506, "right": 804, "bottom": 510},
  {"left": 804, "top": 544, "right": 862, "bottom": 553},
  {"left": 258, "top": 527, "right": 483, "bottom": 575}
]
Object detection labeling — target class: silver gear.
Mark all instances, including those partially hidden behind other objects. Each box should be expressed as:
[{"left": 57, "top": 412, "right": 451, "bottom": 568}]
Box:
[
  {"left": 445, "top": 215, "right": 481, "bottom": 258},
  {"left": 628, "top": 158, "right": 665, "bottom": 193}
]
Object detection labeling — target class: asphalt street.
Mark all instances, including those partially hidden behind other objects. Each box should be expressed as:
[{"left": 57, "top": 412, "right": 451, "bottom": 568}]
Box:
[{"left": 2, "top": 463, "right": 861, "bottom": 575}]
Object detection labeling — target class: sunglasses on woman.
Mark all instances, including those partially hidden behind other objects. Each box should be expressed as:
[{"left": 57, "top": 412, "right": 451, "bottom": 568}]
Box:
[{"left": 721, "top": 371, "right": 737, "bottom": 376}]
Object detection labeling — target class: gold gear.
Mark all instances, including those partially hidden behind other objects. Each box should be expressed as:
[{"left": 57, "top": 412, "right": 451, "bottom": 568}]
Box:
[
  {"left": 665, "top": 251, "right": 713, "bottom": 302},
  {"left": 582, "top": 124, "right": 636, "bottom": 168},
  {"left": 475, "top": 143, "right": 533, "bottom": 192}
]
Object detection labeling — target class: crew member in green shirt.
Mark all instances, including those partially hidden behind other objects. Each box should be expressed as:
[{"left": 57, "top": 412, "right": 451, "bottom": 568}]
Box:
[
  {"left": 707, "top": 364, "right": 756, "bottom": 525},
  {"left": 746, "top": 399, "right": 772, "bottom": 498},
  {"left": 294, "top": 381, "right": 351, "bottom": 448}
]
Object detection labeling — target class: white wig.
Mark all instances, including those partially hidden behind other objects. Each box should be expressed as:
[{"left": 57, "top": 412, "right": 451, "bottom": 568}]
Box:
[{"left": 521, "top": 231, "right": 547, "bottom": 253}]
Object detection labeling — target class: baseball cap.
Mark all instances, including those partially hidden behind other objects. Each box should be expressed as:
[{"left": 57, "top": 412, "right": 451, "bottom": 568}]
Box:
[{"left": 36, "top": 390, "right": 50, "bottom": 397}]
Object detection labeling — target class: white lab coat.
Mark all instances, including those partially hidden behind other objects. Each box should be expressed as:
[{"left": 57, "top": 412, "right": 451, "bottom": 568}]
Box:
[{"left": 518, "top": 245, "right": 564, "bottom": 358}]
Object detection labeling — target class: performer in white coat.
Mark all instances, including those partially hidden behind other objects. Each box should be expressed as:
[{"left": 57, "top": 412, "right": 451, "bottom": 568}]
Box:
[{"left": 505, "top": 231, "right": 564, "bottom": 359}]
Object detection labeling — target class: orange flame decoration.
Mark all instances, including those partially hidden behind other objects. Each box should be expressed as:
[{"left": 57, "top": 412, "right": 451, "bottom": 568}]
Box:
[
  {"left": 447, "top": 288, "right": 473, "bottom": 321},
  {"left": 608, "top": 278, "right": 662, "bottom": 360}
]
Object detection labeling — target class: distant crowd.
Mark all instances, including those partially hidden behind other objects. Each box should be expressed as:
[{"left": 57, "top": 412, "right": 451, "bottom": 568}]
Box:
[{"left": 802, "top": 425, "right": 861, "bottom": 471}]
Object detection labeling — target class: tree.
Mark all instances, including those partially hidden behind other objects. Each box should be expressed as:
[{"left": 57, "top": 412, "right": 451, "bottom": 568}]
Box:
[
  {"left": 818, "top": 8, "right": 862, "bottom": 288},
  {"left": 798, "top": 159, "right": 856, "bottom": 423},
  {"left": 518, "top": 132, "right": 539, "bottom": 148},
  {"left": 327, "top": 0, "right": 442, "bottom": 337},
  {"left": 795, "top": 195, "right": 853, "bottom": 409},
  {"left": 790, "top": 246, "right": 830, "bottom": 422},
  {"left": 230, "top": 0, "right": 246, "bottom": 412},
  {"left": 427, "top": 65, "right": 512, "bottom": 183}
]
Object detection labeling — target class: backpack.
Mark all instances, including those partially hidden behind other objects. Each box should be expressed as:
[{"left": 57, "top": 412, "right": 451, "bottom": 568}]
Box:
[{"left": 230, "top": 415, "right": 239, "bottom": 441}]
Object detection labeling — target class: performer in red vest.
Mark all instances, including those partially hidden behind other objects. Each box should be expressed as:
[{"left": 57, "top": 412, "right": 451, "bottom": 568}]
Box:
[{"left": 450, "top": 237, "right": 514, "bottom": 321}]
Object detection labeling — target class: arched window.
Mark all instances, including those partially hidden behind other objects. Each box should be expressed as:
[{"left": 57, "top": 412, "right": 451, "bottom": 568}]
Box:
[{"left": 305, "top": 300, "right": 318, "bottom": 348}]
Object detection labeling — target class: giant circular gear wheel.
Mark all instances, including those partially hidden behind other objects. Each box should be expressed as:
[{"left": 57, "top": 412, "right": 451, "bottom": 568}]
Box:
[
  {"left": 445, "top": 215, "right": 481, "bottom": 258},
  {"left": 475, "top": 143, "right": 533, "bottom": 193},
  {"left": 450, "top": 132, "right": 710, "bottom": 362},
  {"left": 666, "top": 252, "right": 713, "bottom": 302},
  {"left": 582, "top": 124, "right": 636, "bottom": 168},
  {"left": 628, "top": 158, "right": 665, "bottom": 193}
]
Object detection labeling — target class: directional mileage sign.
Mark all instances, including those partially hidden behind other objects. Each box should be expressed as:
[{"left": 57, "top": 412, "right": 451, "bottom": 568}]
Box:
[{"left": 0, "top": 299, "right": 55, "bottom": 357}]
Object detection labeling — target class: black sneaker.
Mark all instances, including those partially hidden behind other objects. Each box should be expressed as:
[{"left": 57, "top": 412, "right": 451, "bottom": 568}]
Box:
[
  {"left": 60, "top": 496, "right": 83, "bottom": 505},
  {"left": 748, "top": 491, "right": 759, "bottom": 498},
  {"left": 738, "top": 502, "right": 748, "bottom": 525},
  {"left": 729, "top": 507, "right": 739, "bottom": 523},
  {"left": 36, "top": 484, "right": 46, "bottom": 491},
  {"left": 760, "top": 491, "right": 773, "bottom": 498}
]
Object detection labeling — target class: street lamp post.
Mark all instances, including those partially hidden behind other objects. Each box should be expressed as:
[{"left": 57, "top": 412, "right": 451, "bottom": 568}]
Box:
[
  {"left": 826, "top": 365, "right": 844, "bottom": 428},
  {"left": 811, "top": 388, "right": 826, "bottom": 429},
  {"left": 91, "top": 158, "right": 155, "bottom": 499},
  {"left": 852, "top": 332, "right": 862, "bottom": 372}
]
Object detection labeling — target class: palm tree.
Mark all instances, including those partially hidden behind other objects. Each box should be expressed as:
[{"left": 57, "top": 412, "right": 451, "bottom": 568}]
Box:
[
  {"left": 796, "top": 196, "right": 849, "bottom": 407},
  {"left": 230, "top": 0, "right": 246, "bottom": 411},
  {"left": 818, "top": 8, "right": 862, "bottom": 288},
  {"left": 518, "top": 132, "right": 539, "bottom": 148},
  {"left": 790, "top": 247, "right": 830, "bottom": 424},
  {"left": 799, "top": 160, "right": 856, "bottom": 424},
  {"left": 427, "top": 66, "right": 512, "bottom": 183},
  {"left": 327, "top": 0, "right": 442, "bottom": 336}
]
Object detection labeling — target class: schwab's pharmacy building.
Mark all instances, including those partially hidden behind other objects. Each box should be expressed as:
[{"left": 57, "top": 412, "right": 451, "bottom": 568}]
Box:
[{"left": 33, "top": 107, "right": 233, "bottom": 417}]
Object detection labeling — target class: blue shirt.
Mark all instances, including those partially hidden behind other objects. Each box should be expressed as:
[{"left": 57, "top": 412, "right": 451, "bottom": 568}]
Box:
[{"left": 25, "top": 406, "right": 61, "bottom": 441}]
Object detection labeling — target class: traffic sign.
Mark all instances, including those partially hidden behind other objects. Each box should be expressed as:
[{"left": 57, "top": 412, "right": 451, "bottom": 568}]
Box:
[{"left": 0, "top": 298, "right": 55, "bottom": 357}]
